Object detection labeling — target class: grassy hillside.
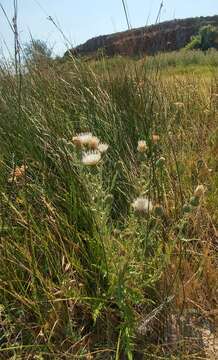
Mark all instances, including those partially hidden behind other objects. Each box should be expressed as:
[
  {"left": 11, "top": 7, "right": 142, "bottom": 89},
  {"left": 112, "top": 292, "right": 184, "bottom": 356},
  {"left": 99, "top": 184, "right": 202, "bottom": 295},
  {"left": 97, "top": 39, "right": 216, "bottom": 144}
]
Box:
[{"left": 0, "top": 51, "right": 217, "bottom": 359}]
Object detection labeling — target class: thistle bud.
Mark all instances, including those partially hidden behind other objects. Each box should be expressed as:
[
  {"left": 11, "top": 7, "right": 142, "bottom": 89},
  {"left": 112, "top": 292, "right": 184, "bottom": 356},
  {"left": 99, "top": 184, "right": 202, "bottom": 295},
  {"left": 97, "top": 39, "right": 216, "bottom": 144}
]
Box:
[
  {"left": 183, "top": 204, "right": 192, "bottom": 214},
  {"left": 156, "top": 157, "right": 166, "bottom": 168},
  {"left": 154, "top": 204, "right": 164, "bottom": 217},
  {"left": 190, "top": 196, "right": 200, "bottom": 207}
]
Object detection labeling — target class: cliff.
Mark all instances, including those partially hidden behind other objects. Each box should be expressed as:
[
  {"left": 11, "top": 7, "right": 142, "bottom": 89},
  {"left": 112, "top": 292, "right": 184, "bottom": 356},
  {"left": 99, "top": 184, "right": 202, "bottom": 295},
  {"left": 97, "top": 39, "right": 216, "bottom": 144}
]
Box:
[{"left": 67, "top": 15, "right": 218, "bottom": 58}]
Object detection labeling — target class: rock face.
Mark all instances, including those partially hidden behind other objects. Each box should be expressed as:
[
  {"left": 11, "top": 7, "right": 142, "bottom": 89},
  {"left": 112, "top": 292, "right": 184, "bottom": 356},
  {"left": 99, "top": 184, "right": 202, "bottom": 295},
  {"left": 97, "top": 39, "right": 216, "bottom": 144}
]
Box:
[{"left": 67, "top": 15, "right": 218, "bottom": 58}]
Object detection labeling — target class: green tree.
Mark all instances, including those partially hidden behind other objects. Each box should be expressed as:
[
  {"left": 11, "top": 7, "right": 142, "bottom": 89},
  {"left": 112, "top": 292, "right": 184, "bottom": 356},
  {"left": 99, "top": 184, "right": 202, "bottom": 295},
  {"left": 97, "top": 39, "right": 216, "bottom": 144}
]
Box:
[
  {"left": 186, "top": 25, "right": 218, "bottom": 51},
  {"left": 24, "top": 39, "right": 52, "bottom": 64}
]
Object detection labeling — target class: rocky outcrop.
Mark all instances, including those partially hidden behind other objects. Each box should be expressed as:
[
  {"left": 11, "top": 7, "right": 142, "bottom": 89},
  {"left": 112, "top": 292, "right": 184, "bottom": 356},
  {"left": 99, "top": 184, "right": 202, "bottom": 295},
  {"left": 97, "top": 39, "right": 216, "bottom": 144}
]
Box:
[{"left": 67, "top": 15, "right": 218, "bottom": 58}]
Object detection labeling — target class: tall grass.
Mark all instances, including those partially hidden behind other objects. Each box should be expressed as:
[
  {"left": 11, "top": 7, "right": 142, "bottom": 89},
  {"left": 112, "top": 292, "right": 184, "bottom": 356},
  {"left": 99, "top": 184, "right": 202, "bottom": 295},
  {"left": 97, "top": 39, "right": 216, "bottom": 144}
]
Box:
[{"left": 0, "top": 50, "right": 217, "bottom": 359}]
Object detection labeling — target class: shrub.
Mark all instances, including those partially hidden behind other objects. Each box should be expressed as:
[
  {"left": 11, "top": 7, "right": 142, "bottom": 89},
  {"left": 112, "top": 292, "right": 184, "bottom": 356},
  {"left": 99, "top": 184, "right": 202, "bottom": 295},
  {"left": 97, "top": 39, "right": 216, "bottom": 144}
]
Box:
[{"left": 185, "top": 24, "right": 218, "bottom": 51}]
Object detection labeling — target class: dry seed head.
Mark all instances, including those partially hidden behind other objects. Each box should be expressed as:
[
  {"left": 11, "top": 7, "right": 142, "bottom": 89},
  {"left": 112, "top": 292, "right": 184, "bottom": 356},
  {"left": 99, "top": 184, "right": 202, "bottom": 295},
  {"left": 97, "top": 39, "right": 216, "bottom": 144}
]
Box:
[
  {"left": 137, "top": 140, "right": 147, "bottom": 153},
  {"left": 82, "top": 151, "right": 101, "bottom": 166}
]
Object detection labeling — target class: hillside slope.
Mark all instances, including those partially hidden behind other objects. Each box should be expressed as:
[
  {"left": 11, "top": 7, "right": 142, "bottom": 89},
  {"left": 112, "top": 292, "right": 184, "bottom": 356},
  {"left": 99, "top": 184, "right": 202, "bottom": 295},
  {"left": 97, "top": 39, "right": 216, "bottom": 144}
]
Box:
[{"left": 67, "top": 15, "right": 218, "bottom": 58}]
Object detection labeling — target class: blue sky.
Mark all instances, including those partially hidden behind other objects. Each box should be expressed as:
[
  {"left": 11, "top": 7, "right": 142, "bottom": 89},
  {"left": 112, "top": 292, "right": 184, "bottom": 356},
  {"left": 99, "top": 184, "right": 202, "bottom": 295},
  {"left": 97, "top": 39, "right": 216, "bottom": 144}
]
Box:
[{"left": 0, "top": 0, "right": 217, "bottom": 57}]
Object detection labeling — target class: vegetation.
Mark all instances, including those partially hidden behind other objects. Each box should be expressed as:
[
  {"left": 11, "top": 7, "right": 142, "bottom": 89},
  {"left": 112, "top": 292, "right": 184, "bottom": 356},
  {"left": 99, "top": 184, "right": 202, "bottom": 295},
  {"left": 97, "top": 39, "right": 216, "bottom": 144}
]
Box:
[
  {"left": 0, "top": 48, "right": 217, "bottom": 359},
  {"left": 186, "top": 24, "right": 218, "bottom": 51},
  {"left": 23, "top": 39, "right": 53, "bottom": 65}
]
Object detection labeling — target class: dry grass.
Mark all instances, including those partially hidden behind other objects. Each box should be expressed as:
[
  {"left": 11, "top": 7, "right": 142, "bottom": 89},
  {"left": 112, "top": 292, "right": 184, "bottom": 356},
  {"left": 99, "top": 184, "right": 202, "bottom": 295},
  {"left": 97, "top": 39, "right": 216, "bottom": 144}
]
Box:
[{"left": 0, "top": 52, "right": 217, "bottom": 359}]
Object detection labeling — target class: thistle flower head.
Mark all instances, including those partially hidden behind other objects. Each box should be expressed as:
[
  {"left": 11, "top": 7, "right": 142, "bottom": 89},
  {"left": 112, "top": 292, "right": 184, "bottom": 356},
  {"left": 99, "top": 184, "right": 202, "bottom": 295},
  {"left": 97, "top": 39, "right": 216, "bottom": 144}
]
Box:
[
  {"left": 72, "top": 132, "right": 93, "bottom": 147},
  {"left": 82, "top": 151, "right": 101, "bottom": 166},
  {"left": 137, "top": 140, "right": 147, "bottom": 153},
  {"left": 152, "top": 134, "right": 160, "bottom": 144},
  {"left": 132, "top": 197, "right": 153, "bottom": 214},
  {"left": 88, "top": 136, "right": 100, "bottom": 150},
  {"left": 190, "top": 196, "right": 200, "bottom": 207},
  {"left": 98, "top": 143, "right": 109, "bottom": 153},
  {"left": 154, "top": 204, "right": 164, "bottom": 217},
  {"left": 194, "top": 184, "right": 205, "bottom": 198},
  {"left": 183, "top": 204, "right": 192, "bottom": 214}
]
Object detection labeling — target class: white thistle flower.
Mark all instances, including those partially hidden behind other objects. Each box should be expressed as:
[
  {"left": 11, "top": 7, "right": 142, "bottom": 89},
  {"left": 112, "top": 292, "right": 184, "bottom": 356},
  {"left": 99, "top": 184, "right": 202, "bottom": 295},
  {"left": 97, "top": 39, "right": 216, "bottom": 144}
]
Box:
[
  {"left": 98, "top": 143, "right": 109, "bottom": 153},
  {"left": 137, "top": 140, "right": 147, "bottom": 153},
  {"left": 82, "top": 151, "right": 101, "bottom": 166},
  {"left": 72, "top": 132, "right": 93, "bottom": 147},
  {"left": 88, "top": 136, "right": 100, "bottom": 150},
  {"left": 132, "top": 197, "right": 153, "bottom": 214}
]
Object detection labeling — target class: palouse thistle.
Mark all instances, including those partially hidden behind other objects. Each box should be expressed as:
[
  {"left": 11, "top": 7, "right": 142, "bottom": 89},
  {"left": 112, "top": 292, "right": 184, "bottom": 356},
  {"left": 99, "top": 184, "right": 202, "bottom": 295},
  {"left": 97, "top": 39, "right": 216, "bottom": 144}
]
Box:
[
  {"left": 132, "top": 197, "right": 153, "bottom": 215},
  {"left": 98, "top": 143, "right": 109, "bottom": 153},
  {"left": 72, "top": 132, "right": 93, "bottom": 147},
  {"left": 82, "top": 151, "right": 101, "bottom": 166},
  {"left": 88, "top": 136, "right": 100, "bottom": 150},
  {"left": 152, "top": 134, "right": 160, "bottom": 144},
  {"left": 137, "top": 140, "right": 147, "bottom": 153}
]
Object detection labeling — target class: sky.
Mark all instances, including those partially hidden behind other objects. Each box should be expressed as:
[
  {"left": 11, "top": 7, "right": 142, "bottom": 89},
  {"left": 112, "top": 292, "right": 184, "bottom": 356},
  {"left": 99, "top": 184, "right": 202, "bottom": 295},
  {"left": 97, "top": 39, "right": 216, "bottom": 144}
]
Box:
[{"left": 0, "top": 0, "right": 217, "bottom": 58}]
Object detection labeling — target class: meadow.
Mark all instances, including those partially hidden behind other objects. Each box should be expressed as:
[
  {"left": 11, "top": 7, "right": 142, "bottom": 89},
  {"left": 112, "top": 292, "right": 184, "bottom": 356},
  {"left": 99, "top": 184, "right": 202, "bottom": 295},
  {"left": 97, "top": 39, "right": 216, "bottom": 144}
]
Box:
[{"left": 0, "top": 49, "right": 217, "bottom": 359}]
